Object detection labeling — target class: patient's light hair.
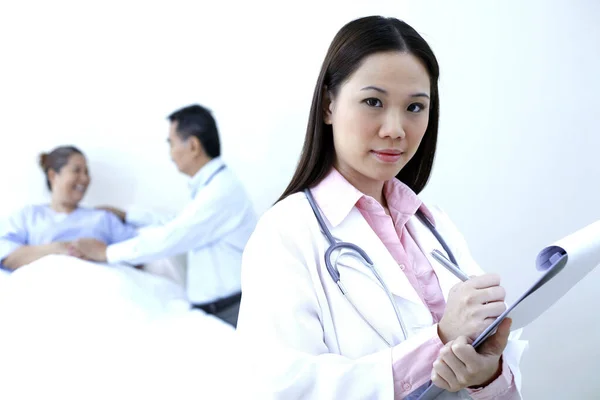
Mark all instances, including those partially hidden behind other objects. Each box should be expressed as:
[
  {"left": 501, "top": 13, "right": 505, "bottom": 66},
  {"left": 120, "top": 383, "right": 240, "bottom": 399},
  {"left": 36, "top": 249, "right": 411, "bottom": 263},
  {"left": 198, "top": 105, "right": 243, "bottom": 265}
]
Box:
[{"left": 39, "top": 146, "right": 84, "bottom": 190}]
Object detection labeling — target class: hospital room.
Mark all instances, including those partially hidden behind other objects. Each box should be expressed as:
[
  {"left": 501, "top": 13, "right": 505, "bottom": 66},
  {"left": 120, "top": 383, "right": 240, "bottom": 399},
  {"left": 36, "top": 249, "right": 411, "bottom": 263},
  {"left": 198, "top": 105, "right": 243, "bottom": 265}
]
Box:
[{"left": 0, "top": 0, "right": 599, "bottom": 399}]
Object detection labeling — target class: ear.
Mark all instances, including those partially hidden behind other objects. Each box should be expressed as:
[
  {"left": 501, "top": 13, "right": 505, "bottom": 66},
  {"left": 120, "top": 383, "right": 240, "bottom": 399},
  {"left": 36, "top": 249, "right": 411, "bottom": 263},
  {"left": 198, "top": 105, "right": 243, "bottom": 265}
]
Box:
[
  {"left": 322, "top": 87, "right": 334, "bottom": 125},
  {"left": 47, "top": 169, "right": 57, "bottom": 184},
  {"left": 187, "top": 136, "right": 205, "bottom": 157}
]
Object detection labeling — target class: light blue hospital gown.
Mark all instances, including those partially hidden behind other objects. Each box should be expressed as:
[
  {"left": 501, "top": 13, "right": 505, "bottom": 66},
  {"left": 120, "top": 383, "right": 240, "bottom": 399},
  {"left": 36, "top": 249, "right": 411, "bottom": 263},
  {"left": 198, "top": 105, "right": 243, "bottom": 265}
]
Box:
[{"left": 0, "top": 204, "right": 138, "bottom": 269}]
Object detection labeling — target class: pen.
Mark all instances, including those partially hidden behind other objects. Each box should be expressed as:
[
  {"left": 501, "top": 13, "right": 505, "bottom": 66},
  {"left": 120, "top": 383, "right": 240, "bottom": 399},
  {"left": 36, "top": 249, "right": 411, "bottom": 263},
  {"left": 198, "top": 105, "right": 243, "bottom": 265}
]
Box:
[
  {"left": 416, "top": 251, "right": 479, "bottom": 400},
  {"left": 430, "top": 249, "right": 470, "bottom": 282}
]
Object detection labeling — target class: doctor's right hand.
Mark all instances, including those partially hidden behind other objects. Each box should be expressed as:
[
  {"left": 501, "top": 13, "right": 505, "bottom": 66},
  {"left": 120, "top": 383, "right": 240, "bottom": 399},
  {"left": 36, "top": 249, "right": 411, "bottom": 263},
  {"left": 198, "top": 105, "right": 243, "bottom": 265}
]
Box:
[{"left": 438, "top": 273, "right": 506, "bottom": 344}]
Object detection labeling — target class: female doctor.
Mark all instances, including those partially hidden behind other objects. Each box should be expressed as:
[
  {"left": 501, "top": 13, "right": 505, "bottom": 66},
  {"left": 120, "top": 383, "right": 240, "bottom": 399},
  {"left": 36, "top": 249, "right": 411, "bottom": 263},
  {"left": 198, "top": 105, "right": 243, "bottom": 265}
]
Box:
[{"left": 237, "top": 16, "right": 524, "bottom": 400}]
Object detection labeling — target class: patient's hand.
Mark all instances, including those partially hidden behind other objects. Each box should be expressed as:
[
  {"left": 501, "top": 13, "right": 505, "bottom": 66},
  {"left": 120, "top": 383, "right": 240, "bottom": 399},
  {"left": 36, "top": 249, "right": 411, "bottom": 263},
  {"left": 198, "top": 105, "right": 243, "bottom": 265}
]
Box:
[
  {"left": 72, "top": 239, "right": 108, "bottom": 262},
  {"left": 59, "top": 242, "right": 85, "bottom": 258},
  {"left": 96, "top": 206, "right": 126, "bottom": 222}
]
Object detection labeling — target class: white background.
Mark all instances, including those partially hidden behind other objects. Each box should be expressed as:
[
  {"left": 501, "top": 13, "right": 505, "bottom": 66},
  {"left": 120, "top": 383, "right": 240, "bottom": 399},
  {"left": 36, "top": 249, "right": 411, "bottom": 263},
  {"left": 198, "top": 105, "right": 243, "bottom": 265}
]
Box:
[{"left": 1, "top": 0, "right": 599, "bottom": 398}]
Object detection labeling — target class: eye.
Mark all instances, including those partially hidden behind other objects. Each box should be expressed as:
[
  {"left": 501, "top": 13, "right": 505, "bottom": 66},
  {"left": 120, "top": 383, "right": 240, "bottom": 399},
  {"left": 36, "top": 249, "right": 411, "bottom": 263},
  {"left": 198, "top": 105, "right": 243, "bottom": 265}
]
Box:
[
  {"left": 363, "top": 98, "right": 383, "bottom": 108},
  {"left": 407, "top": 102, "right": 427, "bottom": 113}
]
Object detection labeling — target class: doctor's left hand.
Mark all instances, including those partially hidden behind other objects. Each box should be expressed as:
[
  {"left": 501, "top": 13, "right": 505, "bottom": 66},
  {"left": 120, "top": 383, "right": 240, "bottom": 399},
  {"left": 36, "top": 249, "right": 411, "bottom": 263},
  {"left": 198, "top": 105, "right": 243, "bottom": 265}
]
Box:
[
  {"left": 431, "top": 318, "right": 512, "bottom": 392},
  {"left": 71, "top": 239, "right": 108, "bottom": 262}
]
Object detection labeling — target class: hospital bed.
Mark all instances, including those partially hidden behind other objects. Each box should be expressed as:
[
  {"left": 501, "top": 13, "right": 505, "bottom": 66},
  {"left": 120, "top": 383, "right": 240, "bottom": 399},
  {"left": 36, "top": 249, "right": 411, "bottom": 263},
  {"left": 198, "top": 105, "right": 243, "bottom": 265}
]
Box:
[
  {"left": 0, "top": 253, "right": 186, "bottom": 288},
  {"left": 143, "top": 252, "right": 188, "bottom": 288},
  {"left": 0, "top": 255, "right": 241, "bottom": 400},
  {"left": 0, "top": 267, "right": 9, "bottom": 290}
]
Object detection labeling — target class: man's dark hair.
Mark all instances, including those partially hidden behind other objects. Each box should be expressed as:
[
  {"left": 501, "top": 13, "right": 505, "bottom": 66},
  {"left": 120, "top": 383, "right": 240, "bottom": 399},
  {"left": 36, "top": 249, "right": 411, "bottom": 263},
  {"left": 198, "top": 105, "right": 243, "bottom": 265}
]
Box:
[{"left": 168, "top": 104, "right": 221, "bottom": 158}]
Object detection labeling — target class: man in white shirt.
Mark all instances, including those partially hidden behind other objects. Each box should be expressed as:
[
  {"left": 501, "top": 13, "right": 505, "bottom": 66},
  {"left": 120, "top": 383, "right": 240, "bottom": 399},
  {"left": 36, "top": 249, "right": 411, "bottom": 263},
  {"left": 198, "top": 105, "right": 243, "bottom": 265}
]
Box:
[{"left": 74, "top": 104, "right": 257, "bottom": 327}]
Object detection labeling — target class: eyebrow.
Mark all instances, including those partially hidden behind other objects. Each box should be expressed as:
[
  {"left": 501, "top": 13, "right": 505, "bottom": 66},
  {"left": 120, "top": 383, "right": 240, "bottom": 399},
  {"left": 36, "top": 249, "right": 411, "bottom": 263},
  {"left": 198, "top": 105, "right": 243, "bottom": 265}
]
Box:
[
  {"left": 360, "top": 85, "right": 430, "bottom": 99},
  {"left": 361, "top": 85, "right": 388, "bottom": 94}
]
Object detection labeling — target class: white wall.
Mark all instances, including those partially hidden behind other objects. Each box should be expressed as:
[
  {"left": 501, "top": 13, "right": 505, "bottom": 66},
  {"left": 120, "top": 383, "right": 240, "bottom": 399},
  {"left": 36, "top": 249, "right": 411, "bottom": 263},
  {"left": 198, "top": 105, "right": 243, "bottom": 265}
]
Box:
[{"left": 1, "top": 0, "right": 598, "bottom": 398}]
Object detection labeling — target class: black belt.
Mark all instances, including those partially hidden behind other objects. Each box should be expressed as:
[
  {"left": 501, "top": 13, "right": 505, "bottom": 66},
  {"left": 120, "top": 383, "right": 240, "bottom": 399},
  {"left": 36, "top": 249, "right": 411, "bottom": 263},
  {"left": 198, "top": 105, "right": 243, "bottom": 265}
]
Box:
[{"left": 192, "top": 292, "right": 241, "bottom": 315}]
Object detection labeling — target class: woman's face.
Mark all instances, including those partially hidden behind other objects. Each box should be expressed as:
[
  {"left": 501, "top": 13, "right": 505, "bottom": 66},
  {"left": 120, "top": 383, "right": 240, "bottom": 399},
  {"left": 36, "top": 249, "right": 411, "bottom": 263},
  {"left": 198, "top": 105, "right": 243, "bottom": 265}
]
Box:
[
  {"left": 324, "top": 51, "right": 431, "bottom": 191},
  {"left": 49, "top": 154, "right": 91, "bottom": 207}
]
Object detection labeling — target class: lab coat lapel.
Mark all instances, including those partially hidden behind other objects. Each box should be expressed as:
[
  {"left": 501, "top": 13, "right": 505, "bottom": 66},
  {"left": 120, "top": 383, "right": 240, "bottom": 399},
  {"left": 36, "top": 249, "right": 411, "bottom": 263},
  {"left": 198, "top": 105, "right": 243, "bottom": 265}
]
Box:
[
  {"left": 406, "top": 216, "right": 462, "bottom": 303},
  {"left": 332, "top": 208, "right": 423, "bottom": 306}
]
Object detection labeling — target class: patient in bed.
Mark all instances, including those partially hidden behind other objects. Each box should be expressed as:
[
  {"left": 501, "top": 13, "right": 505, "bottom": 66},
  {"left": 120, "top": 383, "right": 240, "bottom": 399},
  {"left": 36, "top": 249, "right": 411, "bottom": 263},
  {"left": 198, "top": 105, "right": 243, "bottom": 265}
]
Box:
[{"left": 0, "top": 146, "right": 138, "bottom": 270}]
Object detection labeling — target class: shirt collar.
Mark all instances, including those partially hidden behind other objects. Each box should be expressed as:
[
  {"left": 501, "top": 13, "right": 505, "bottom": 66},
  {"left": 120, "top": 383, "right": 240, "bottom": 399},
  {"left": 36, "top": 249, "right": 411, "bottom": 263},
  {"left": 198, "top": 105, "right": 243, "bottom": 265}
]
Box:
[
  {"left": 310, "top": 168, "right": 435, "bottom": 227},
  {"left": 188, "top": 156, "right": 225, "bottom": 195}
]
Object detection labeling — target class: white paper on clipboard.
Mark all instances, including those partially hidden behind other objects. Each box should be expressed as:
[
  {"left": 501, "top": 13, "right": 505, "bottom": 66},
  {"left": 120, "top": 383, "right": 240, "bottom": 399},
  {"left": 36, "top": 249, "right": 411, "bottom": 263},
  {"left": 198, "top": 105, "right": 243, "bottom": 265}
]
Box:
[
  {"left": 473, "top": 218, "right": 600, "bottom": 346},
  {"left": 416, "top": 219, "right": 600, "bottom": 400}
]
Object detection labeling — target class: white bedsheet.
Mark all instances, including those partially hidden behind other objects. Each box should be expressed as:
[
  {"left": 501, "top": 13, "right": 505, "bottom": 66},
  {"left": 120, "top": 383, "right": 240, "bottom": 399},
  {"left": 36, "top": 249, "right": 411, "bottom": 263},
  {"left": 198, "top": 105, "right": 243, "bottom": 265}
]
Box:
[
  {"left": 0, "top": 268, "right": 10, "bottom": 288},
  {"left": 0, "top": 255, "right": 240, "bottom": 400}
]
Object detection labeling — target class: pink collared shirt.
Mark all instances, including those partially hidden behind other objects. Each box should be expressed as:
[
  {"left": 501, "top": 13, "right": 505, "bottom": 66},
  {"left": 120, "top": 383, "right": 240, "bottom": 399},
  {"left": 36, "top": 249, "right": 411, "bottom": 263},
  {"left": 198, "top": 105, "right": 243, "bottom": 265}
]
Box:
[{"left": 313, "top": 169, "right": 517, "bottom": 399}]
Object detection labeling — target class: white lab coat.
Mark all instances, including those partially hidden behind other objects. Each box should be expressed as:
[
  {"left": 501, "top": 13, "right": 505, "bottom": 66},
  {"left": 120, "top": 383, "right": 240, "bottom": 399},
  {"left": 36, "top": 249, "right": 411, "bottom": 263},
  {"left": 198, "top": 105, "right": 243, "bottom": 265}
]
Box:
[
  {"left": 107, "top": 157, "right": 257, "bottom": 304},
  {"left": 237, "top": 192, "right": 525, "bottom": 400}
]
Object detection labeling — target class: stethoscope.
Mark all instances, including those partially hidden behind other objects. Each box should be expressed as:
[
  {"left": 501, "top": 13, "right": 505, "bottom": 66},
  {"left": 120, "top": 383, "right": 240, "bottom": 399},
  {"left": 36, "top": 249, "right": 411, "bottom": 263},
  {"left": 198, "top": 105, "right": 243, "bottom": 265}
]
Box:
[
  {"left": 205, "top": 165, "right": 226, "bottom": 185},
  {"left": 304, "top": 188, "right": 459, "bottom": 345},
  {"left": 191, "top": 165, "right": 226, "bottom": 198}
]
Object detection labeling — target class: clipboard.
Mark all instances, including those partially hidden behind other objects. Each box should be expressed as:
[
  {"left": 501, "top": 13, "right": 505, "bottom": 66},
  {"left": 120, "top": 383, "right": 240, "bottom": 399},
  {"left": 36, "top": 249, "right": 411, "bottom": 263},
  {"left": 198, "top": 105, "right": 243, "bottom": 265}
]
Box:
[{"left": 414, "top": 218, "right": 600, "bottom": 400}]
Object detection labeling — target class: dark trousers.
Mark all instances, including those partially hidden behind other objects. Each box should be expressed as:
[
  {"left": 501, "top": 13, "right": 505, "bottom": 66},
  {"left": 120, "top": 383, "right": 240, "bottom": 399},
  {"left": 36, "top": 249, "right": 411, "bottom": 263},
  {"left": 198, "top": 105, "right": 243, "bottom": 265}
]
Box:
[{"left": 192, "top": 292, "right": 241, "bottom": 328}]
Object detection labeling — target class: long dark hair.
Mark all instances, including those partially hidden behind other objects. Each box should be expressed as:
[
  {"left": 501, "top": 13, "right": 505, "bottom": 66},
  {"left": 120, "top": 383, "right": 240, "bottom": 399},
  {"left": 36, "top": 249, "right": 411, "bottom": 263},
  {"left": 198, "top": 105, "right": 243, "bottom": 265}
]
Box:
[{"left": 278, "top": 16, "right": 440, "bottom": 202}]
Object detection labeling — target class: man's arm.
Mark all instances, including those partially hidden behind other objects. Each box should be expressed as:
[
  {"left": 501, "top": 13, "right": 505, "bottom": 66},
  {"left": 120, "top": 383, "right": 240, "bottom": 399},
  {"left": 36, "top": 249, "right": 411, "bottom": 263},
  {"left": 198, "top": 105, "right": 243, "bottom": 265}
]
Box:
[
  {"left": 97, "top": 206, "right": 176, "bottom": 229},
  {"left": 82, "top": 187, "right": 251, "bottom": 265}
]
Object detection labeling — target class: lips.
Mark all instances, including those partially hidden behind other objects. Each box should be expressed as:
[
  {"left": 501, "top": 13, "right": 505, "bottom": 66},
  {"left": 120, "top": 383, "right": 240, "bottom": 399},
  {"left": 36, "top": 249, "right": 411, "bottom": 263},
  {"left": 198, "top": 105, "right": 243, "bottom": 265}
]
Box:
[
  {"left": 371, "top": 149, "right": 404, "bottom": 163},
  {"left": 74, "top": 184, "right": 87, "bottom": 193}
]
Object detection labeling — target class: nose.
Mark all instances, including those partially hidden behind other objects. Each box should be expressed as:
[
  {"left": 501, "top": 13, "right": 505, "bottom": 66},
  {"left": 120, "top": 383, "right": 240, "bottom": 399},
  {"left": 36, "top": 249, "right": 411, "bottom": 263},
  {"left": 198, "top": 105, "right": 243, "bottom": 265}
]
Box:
[
  {"left": 80, "top": 172, "right": 90, "bottom": 185},
  {"left": 379, "top": 110, "right": 406, "bottom": 140}
]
